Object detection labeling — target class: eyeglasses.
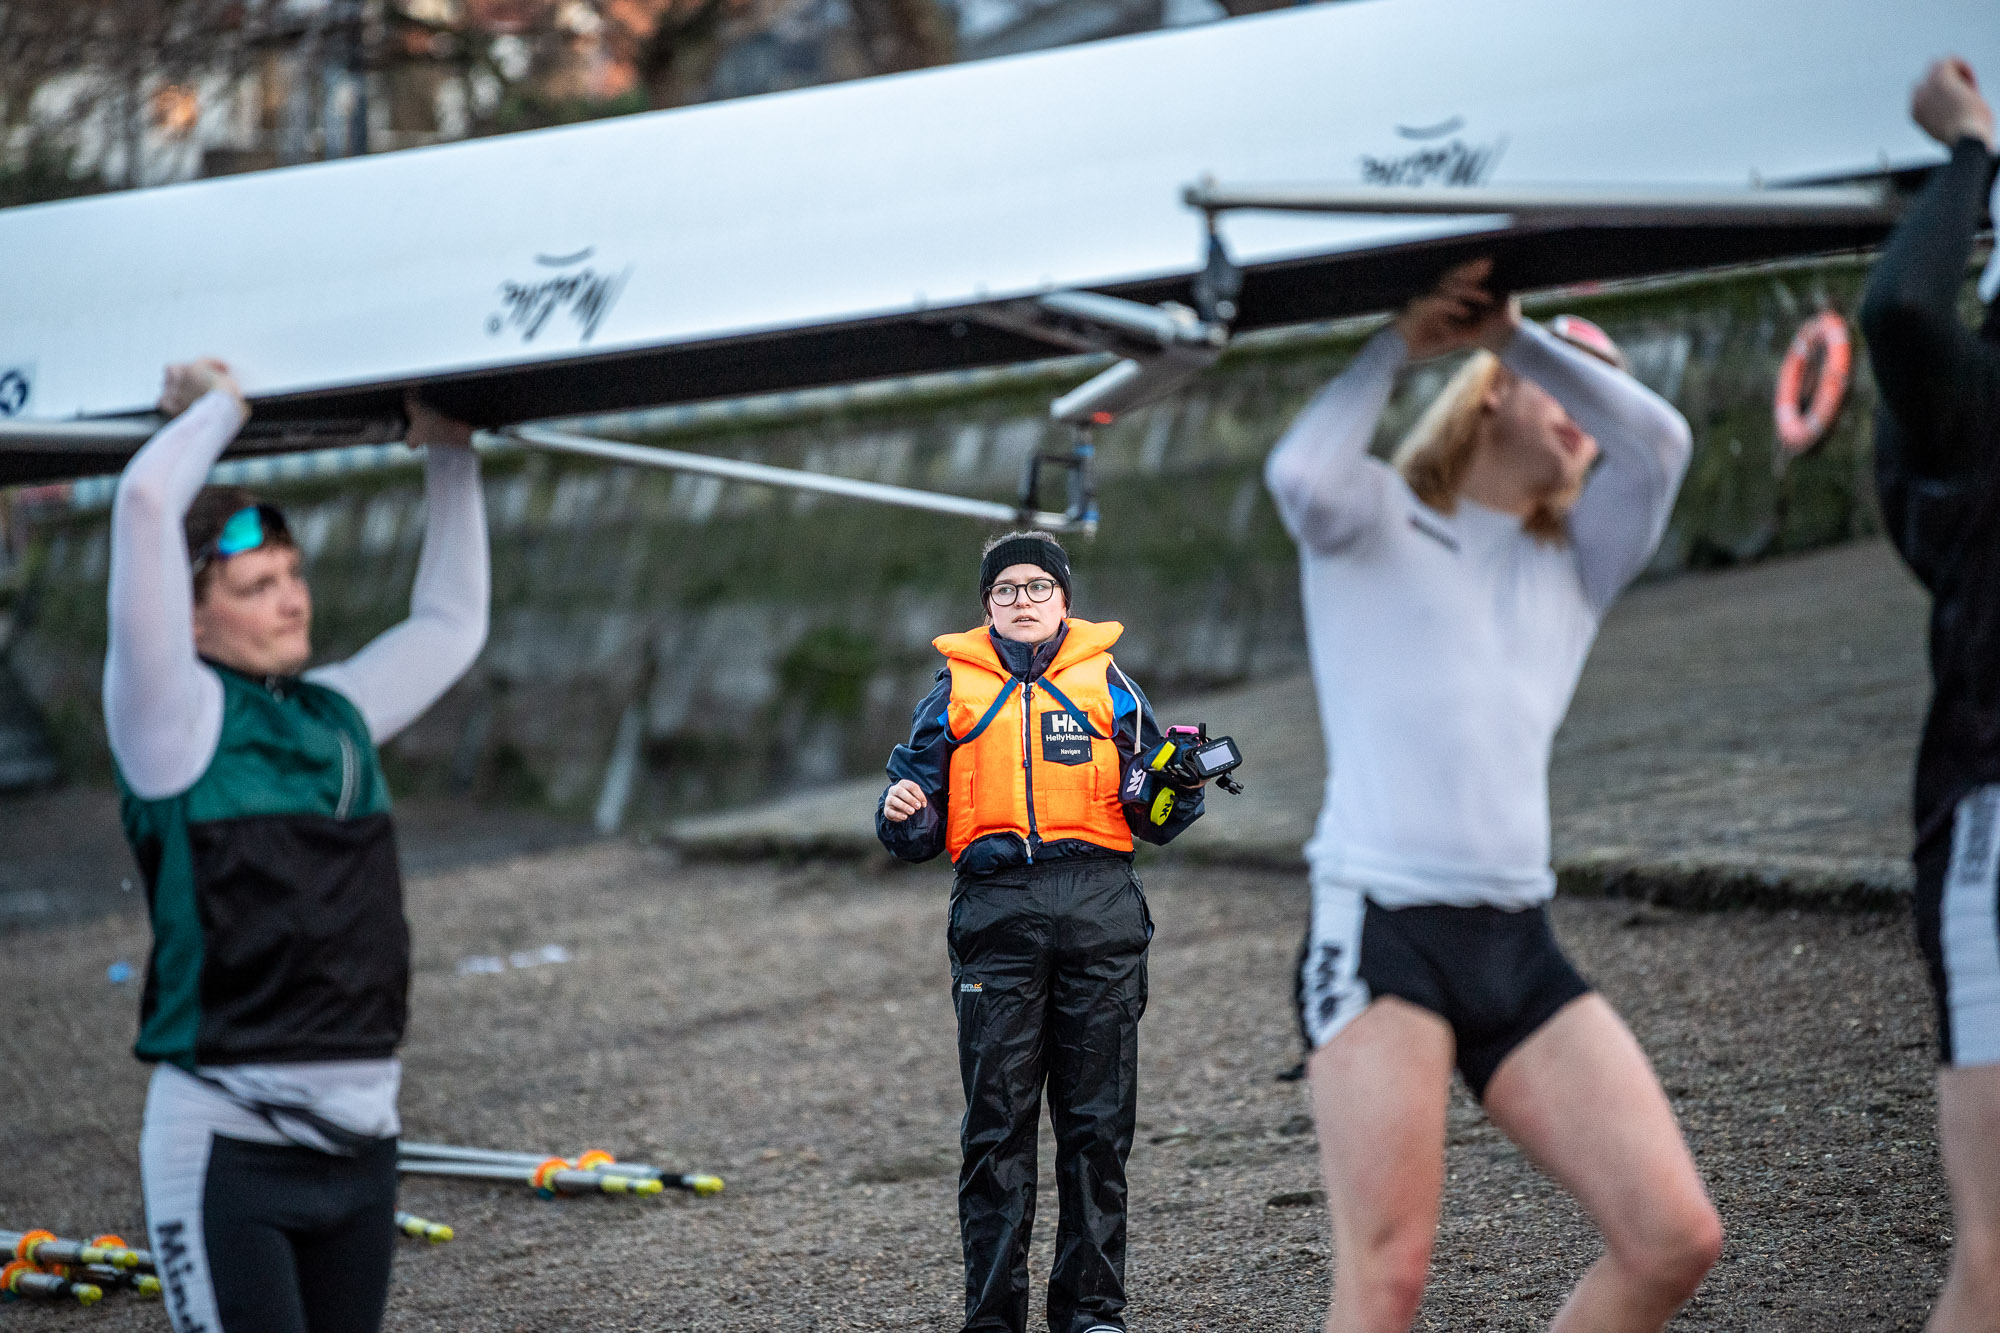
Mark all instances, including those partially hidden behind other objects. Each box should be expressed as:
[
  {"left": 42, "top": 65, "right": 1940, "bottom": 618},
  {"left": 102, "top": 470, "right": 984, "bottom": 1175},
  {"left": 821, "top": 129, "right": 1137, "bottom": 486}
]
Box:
[
  {"left": 988, "top": 578, "right": 1058, "bottom": 606},
  {"left": 192, "top": 504, "right": 289, "bottom": 575}
]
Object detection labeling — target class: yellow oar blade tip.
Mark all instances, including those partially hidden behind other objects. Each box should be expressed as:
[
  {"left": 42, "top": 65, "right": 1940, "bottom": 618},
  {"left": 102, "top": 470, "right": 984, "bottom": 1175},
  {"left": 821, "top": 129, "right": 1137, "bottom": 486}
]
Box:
[
  {"left": 691, "top": 1175, "right": 725, "bottom": 1196},
  {"left": 75, "top": 1283, "right": 104, "bottom": 1306},
  {"left": 430, "top": 1226, "right": 454, "bottom": 1244},
  {"left": 635, "top": 1179, "right": 664, "bottom": 1196}
]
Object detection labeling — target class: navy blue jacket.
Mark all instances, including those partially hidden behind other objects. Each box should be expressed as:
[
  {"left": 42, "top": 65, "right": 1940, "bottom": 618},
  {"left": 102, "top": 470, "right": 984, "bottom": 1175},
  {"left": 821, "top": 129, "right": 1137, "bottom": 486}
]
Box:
[{"left": 877, "top": 626, "right": 1203, "bottom": 875}]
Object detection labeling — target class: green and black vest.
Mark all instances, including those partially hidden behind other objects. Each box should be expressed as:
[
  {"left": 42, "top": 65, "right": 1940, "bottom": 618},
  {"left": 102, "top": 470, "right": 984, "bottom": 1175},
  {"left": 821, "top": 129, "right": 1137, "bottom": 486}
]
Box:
[{"left": 118, "top": 665, "right": 407, "bottom": 1069}]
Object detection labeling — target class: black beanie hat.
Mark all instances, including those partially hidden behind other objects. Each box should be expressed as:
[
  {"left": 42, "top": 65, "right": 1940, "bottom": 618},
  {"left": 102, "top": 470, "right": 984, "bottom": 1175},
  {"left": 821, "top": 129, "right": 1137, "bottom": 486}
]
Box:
[{"left": 980, "top": 534, "right": 1072, "bottom": 604}]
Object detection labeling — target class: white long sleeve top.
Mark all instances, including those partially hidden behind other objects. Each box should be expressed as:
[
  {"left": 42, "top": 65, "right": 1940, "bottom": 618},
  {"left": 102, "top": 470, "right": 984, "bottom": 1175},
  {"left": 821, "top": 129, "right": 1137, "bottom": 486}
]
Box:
[
  {"left": 105, "top": 390, "right": 490, "bottom": 797},
  {"left": 102, "top": 389, "right": 489, "bottom": 1144},
  {"left": 1265, "top": 320, "right": 1691, "bottom": 908}
]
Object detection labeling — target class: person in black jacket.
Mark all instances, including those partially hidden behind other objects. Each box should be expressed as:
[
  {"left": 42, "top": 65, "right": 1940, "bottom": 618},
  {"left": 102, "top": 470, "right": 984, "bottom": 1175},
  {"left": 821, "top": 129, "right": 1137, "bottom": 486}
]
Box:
[
  {"left": 1860, "top": 56, "right": 2000, "bottom": 1333},
  {"left": 878, "top": 530, "right": 1204, "bottom": 1333}
]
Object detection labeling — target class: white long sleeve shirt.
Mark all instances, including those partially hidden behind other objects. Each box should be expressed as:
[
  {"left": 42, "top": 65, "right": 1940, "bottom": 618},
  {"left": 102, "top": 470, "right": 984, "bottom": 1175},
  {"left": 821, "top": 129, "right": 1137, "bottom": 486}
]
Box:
[
  {"left": 103, "top": 389, "right": 489, "bottom": 1144},
  {"left": 105, "top": 390, "right": 490, "bottom": 797},
  {"left": 1265, "top": 321, "right": 1691, "bottom": 908}
]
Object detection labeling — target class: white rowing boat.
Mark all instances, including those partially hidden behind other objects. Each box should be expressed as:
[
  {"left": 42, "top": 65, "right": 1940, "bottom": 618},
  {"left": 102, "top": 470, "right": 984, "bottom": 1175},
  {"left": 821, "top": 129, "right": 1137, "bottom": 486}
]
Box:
[{"left": 0, "top": 0, "right": 1989, "bottom": 503}]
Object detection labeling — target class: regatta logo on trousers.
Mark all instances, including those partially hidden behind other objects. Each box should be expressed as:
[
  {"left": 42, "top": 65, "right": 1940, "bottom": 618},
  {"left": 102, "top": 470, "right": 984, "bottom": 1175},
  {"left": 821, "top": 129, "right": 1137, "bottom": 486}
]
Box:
[{"left": 1042, "top": 711, "right": 1092, "bottom": 765}]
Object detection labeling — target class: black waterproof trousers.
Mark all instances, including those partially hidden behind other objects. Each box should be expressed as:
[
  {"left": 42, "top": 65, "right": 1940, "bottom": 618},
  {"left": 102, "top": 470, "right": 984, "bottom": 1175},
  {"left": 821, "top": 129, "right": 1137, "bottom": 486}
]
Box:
[{"left": 948, "top": 855, "right": 1152, "bottom": 1333}]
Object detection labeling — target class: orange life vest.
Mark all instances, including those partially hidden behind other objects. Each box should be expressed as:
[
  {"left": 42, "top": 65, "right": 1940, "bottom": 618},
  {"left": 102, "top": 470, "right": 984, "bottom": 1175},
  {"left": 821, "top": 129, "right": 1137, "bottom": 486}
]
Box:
[{"left": 936, "top": 618, "right": 1132, "bottom": 863}]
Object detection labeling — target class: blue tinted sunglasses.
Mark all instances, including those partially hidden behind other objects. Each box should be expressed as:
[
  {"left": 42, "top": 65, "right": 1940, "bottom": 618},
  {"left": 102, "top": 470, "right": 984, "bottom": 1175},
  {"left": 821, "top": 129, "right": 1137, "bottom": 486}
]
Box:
[{"left": 192, "top": 503, "right": 289, "bottom": 574}]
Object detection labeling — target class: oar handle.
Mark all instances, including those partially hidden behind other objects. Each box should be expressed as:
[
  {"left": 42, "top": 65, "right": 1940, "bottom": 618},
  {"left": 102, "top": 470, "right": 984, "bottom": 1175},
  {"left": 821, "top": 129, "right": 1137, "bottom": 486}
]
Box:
[
  {"left": 5, "top": 1228, "right": 140, "bottom": 1271},
  {"left": 88, "top": 1233, "right": 152, "bottom": 1272},
  {"left": 393, "top": 1211, "right": 455, "bottom": 1244},
  {"left": 398, "top": 1144, "right": 721, "bottom": 1196},
  {"left": 1, "top": 1260, "right": 102, "bottom": 1304},
  {"left": 80, "top": 1264, "right": 161, "bottom": 1298},
  {"left": 551, "top": 1170, "right": 663, "bottom": 1197}
]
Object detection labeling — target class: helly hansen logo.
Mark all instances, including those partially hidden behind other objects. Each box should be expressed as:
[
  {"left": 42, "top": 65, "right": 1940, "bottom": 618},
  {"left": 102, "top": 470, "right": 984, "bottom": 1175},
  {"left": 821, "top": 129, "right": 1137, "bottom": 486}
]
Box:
[
  {"left": 1951, "top": 788, "right": 2000, "bottom": 892},
  {"left": 1121, "top": 765, "right": 1148, "bottom": 803},
  {"left": 1042, "top": 710, "right": 1092, "bottom": 766},
  {"left": 1310, "top": 941, "right": 1346, "bottom": 1029}
]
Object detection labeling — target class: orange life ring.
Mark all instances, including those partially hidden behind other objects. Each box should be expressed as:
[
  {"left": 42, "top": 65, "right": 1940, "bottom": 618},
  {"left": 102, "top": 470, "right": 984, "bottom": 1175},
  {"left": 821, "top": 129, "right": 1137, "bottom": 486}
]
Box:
[{"left": 1773, "top": 311, "right": 1852, "bottom": 454}]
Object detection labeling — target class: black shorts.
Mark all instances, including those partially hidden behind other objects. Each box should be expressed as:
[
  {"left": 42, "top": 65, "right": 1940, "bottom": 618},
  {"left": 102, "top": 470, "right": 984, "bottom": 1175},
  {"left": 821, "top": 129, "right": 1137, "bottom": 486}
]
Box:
[
  {"left": 1296, "top": 886, "right": 1591, "bottom": 1100},
  {"left": 1913, "top": 785, "right": 2000, "bottom": 1067}
]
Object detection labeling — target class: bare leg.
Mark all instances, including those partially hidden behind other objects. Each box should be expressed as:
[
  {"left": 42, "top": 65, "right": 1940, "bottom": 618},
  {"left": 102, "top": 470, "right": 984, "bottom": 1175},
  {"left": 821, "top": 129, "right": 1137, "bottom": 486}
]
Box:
[
  {"left": 1308, "top": 997, "right": 1456, "bottom": 1333},
  {"left": 1928, "top": 1064, "right": 2000, "bottom": 1333},
  {"left": 1481, "top": 995, "right": 1722, "bottom": 1333}
]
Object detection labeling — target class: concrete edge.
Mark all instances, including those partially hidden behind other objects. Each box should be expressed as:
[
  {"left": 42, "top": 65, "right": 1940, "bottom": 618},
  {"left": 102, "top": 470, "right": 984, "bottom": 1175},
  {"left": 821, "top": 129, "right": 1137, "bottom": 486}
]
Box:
[{"left": 1554, "top": 855, "right": 1913, "bottom": 913}]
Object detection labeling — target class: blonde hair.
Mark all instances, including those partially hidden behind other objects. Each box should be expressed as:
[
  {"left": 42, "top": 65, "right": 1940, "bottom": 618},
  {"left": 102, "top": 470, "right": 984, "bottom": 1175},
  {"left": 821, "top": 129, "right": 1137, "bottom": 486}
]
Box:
[{"left": 1390, "top": 350, "right": 1577, "bottom": 544}]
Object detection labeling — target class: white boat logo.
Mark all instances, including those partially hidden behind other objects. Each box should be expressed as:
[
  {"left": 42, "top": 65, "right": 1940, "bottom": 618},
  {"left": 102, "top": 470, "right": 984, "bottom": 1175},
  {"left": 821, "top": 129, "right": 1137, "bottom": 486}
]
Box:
[
  {"left": 487, "top": 249, "right": 631, "bottom": 345},
  {"left": 1359, "top": 117, "right": 1507, "bottom": 189}
]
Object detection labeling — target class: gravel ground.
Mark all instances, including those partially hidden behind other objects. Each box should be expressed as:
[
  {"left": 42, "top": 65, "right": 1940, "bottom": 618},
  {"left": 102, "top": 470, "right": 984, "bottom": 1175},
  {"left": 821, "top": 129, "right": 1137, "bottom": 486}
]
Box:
[{"left": 0, "top": 846, "right": 1951, "bottom": 1331}]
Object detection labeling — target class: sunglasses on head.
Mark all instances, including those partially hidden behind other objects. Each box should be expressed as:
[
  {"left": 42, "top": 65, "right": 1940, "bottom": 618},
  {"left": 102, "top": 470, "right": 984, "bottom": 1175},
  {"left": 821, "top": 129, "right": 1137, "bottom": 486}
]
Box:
[{"left": 192, "top": 504, "right": 289, "bottom": 575}]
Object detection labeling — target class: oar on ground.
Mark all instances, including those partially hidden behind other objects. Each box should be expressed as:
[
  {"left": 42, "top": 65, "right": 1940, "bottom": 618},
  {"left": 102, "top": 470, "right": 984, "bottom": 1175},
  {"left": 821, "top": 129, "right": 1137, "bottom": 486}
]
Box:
[
  {"left": 1, "top": 1228, "right": 143, "bottom": 1270},
  {"left": 396, "top": 1155, "right": 665, "bottom": 1199},
  {"left": 66, "top": 1233, "right": 159, "bottom": 1297},
  {"left": 1, "top": 1259, "right": 102, "bottom": 1305},
  {"left": 78, "top": 1263, "right": 161, "bottom": 1298},
  {"left": 400, "top": 1141, "right": 724, "bottom": 1196}
]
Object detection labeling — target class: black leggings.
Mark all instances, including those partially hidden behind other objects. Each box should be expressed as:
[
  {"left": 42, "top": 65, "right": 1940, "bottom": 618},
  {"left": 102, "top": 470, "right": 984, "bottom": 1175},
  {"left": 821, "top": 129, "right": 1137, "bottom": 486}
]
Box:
[{"left": 152, "top": 1134, "right": 397, "bottom": 1333}]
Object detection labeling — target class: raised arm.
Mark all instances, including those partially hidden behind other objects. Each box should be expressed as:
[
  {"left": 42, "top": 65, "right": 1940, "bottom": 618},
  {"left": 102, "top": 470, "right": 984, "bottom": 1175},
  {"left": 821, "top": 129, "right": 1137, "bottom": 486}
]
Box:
[
  {"left": 1503, "top": 320, "right": 1693, "bottom": 612},
  {"left": 1263, "top": 327, "right": 1405, "bottom": 553},
  {"left": 305, "top": 403, "right": 489, "bottom": 744},
  {"left": 1266, "top": 260, "right": 1506, "bottom": 553},
  {"left": 1859, "top": 59, "right": 1999, "bottom": 481},
  {"left": 103, "top": 368, "right": 248, "bottom": 800}
]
